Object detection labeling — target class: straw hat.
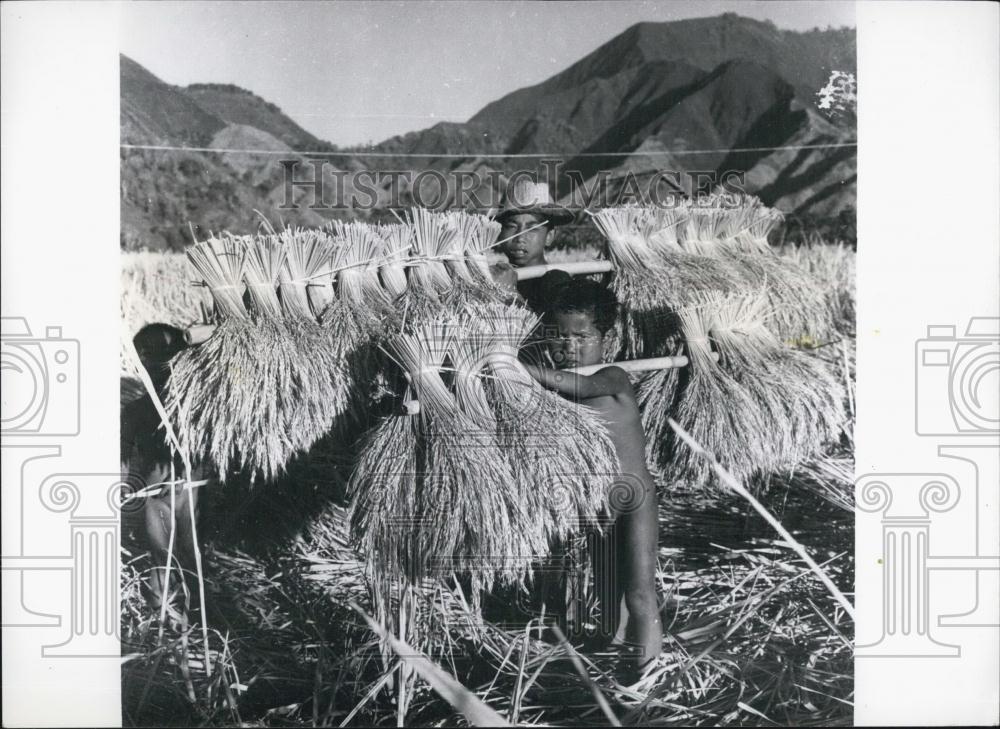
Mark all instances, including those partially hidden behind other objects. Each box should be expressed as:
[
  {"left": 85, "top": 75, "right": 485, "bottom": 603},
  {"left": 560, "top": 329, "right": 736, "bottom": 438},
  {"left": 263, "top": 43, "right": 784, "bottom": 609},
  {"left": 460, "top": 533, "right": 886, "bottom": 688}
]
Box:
[{"left": 495, "top": 179, "right": 575, "bottom": 226}]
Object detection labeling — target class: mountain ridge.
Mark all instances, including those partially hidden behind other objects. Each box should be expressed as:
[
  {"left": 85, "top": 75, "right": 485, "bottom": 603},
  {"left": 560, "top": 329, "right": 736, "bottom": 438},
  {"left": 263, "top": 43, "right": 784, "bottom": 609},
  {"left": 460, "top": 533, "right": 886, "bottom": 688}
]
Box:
[{"left": 120, "top": 13, "right": 856, "bottom": 250}]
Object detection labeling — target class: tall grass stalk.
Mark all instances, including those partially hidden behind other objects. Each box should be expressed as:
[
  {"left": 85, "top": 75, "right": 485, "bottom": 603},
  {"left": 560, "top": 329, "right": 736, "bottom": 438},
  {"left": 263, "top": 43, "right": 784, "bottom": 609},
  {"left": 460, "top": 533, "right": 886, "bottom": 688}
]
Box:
[{"left": 668, "top": 418, "right": 856, "bottom": 618}]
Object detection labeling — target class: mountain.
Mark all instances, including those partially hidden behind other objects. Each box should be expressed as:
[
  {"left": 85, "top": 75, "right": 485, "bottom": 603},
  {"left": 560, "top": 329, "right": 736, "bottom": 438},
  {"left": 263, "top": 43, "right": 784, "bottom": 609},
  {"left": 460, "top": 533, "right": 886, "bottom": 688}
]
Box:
[
  {"left": 120, "top": 58, "right": 360, "bottom": 250},
  {"left": 364, "top": 14, "right": 856, "bottom": 217},
  {"left": 470, "top": 15, "right": 854, "bottom": 136},
  {"left": 120, "top": 14, "right": 856, "bottom": 250},
  {"left": 121, "top": 55, "right": 225, "bottom": 146},
  {"left": 182, "top": 84, "right": 337, "bottom": 152}
]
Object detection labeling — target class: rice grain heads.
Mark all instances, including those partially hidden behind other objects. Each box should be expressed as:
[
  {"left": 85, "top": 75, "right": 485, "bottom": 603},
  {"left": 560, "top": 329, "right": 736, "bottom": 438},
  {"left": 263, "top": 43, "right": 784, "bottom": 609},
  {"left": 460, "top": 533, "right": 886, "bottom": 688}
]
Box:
[
  {"left": 349, "top": 302, "right": 623, "bottom": 602},
  {"left": 644, "top": 292, "right": 846, "bottom": 488},
  {"left": 478, "top": 303, "right": 621, "bottom": 538},
  {"left": 168, "top": 231, "right": 361, "bottom": 483},
  {"left": 348, "top": 321, "right": 530, "bottom": 597}
]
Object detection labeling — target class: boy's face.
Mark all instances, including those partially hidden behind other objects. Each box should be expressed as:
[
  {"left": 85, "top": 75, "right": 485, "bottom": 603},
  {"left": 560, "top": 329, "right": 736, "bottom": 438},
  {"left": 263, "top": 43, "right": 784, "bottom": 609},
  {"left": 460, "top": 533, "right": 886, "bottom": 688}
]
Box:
[
  {"left": 547, "top": 310, "right": 604, "bottom": 369},
  {"left": 498, "top": 213, "right": 552, "bottom": 267}
]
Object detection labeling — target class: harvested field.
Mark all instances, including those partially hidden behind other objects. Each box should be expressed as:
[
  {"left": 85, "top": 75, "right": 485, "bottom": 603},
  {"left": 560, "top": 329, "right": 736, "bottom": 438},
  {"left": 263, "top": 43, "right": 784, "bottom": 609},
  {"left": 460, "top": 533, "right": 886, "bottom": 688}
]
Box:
[{"left": 121, "top": 235, "right": 855, "bottom": 727}]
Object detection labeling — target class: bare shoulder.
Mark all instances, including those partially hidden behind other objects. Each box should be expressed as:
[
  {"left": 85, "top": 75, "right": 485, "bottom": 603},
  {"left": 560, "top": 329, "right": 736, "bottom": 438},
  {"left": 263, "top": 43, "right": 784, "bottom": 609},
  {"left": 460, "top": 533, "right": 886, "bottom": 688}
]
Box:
[{"left": 593, "top": 365, "right": 633, "bottom": 392}]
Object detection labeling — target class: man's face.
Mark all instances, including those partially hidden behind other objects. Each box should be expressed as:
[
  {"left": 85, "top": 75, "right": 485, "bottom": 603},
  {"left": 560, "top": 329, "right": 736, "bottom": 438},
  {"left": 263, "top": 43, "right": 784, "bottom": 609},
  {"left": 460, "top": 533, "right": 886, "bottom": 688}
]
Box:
[
  {"left": 547, "top": 310, "right": 604, "bottom": 369},
  {"left": 499, "top": 213, "right": 551, "bottom": 267}
]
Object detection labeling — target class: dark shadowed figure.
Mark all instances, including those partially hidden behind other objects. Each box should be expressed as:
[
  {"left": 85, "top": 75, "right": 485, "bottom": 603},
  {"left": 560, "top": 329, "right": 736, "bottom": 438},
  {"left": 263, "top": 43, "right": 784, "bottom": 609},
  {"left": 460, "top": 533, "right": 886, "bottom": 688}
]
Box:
[{"left": 122, "top": 323, "right": 209, "bottom": 616}]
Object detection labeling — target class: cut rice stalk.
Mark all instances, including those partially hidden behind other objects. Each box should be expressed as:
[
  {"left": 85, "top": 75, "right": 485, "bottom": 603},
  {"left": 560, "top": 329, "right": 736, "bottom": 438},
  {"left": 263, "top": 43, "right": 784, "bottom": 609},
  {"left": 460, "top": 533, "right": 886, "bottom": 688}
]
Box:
[
  {"left": 348, "top": 410, "right": 421, "bottom": 582},
  {"left": 166, "top": 304, "right": 350, "bottom": 483},
  {"left": 677, "top": 203, "right": 734, "bottom": 256},
  {"left": 708, "top": 291, "right": 798, "bottom": 472},
  {"left": 437, "top": 212, "right": 514, "bottom": 310},
  {"left": 397, "top": 322, "right": 530, "bottom": 590},
  {"left": 638, "top": 206, "right": 746, "bottom": 304},
  {"left": 636, "top": 355, "right": 684, "bottom": 473},
  {"left": 461, "top": 214, "right": 503, "bottom": 284},
  {"left": 320, "top": 223, "right": 397, "bottom": 427},
  {"left": 724, "top": 195, "right": 783, "bottom": 254},
  {"left": 441, "top": 211, "right": 478, "bottom": 285},
  {"left": 177, "top": 229, "right": 353, "bottom": 480},
  {"left": 674, "top": 197, "right": 833, "bottom": 340},
  {"left": 329, "top": 220, "right": 390, "bottom": 310}
]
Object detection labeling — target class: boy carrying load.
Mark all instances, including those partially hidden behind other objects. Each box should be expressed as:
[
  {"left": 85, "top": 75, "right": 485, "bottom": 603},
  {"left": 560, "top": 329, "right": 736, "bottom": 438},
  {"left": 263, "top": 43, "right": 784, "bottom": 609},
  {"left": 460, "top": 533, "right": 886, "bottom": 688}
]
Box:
[{"left": 525, "top": 278, "right": 663, "bottom": 675}]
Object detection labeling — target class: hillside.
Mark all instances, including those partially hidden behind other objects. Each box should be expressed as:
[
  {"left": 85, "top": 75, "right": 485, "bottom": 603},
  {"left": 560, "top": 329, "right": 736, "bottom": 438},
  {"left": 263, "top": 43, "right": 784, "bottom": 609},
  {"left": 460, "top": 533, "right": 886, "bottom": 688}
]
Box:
[
  {"left": 183, "top": 84, "right": 338, "bottom": 152},
  {"left": 120, "top": 55, "right": 225, "bottom": 146},
  {"left": 120, "top": 13, "right": 856, "bottom": 250},
  {"left": 365, "top": 15, "right": 856, "bottom": 217},
  {"left": 471, "top": 15, "right": 854, "bottom": 135},
  {"left": 121, "top": 59, "right": 351, "bottom": 250}
]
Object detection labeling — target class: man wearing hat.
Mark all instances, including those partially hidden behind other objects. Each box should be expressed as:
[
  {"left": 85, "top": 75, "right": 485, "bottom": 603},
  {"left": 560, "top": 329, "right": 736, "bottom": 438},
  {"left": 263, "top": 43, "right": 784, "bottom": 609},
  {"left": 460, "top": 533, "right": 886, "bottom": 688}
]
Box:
[{"left": 493, "top": 178, "right": 576, "bottom": 313}]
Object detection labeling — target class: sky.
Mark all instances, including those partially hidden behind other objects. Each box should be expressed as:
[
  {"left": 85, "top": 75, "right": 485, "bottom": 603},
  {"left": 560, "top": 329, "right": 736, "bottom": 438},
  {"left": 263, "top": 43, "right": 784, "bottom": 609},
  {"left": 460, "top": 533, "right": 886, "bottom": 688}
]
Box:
[{"left": 119, "top": 0, "right": 856, "bottom": 147}]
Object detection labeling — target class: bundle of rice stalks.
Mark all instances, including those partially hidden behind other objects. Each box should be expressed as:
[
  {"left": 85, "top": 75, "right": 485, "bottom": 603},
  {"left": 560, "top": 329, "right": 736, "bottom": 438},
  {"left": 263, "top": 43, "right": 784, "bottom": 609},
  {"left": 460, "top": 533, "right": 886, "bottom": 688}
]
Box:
[
  {"left": 276, "top": 227, "right": 334, "bottom": 321},
  {"left": 678, "top": 202, "right": 737, "bottom": 256},
  {"left": 636, "top": 353, "right": 685, "bottom": 474},
  {"left": 591, "top": 206, "right": 746, "bottom": 359},
  {"left": 374, "top": 222, "right": 413, "bottom": 299},
  {"left": 329, "top": 220, "right": 392, "bottom": 312},
  {"left": 732, "top": 198, "right": 784, "bottom": 254},
  {"left": 277, "top": 226, "right": 371, "bottom": 440},
  {"left": 710, "top": 291, "right": 846, "bottom": 471},
  {"left": 449, "top": 310, "right": 554, "bottom": 563},
  {"left": 349, "top": 322, "right": 529, "bottom": 597},
  {"left": 440, "top": 212, "right": 510, "bottom": 307},
  {"left": 167, "top": 233, "right": 348, "bottom": 482},
  {"left": 378, "top": 208, "right": 457, "bottom": 327},
  {"left": 669, "top": 300, "right": 770, "bottom": 487},
  {"left": 439, "top": 211, "right": 477, "bottom": 286},
  {"left": 478, "top": 303, "right": 620, "bottom": 538},
  {"left": 407, "top": 207, "right": 455, "bottom": 295},
  {"left": 640, "top": 205, "right": 746, "bottom": 296},
  {"left": 589, "top": 206, "right": 681, "bottom": 359},
  {"left": 242, "top": 234, "right": 285, "bottom": 319},
  {"left": 167, "top": 236, "right": 255, "bottom": 477},
  {"left": 187, "top": 235, "right": 248, "bottom": 319},
  {"left": 326, "top": 221, "right": 401, "bottom": 419},
  {"left": 677, "top": 198, "right": 834, "bottom": 342},
  {"left": 460, "top": 214, "right": 504, "bottom": 285}
]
